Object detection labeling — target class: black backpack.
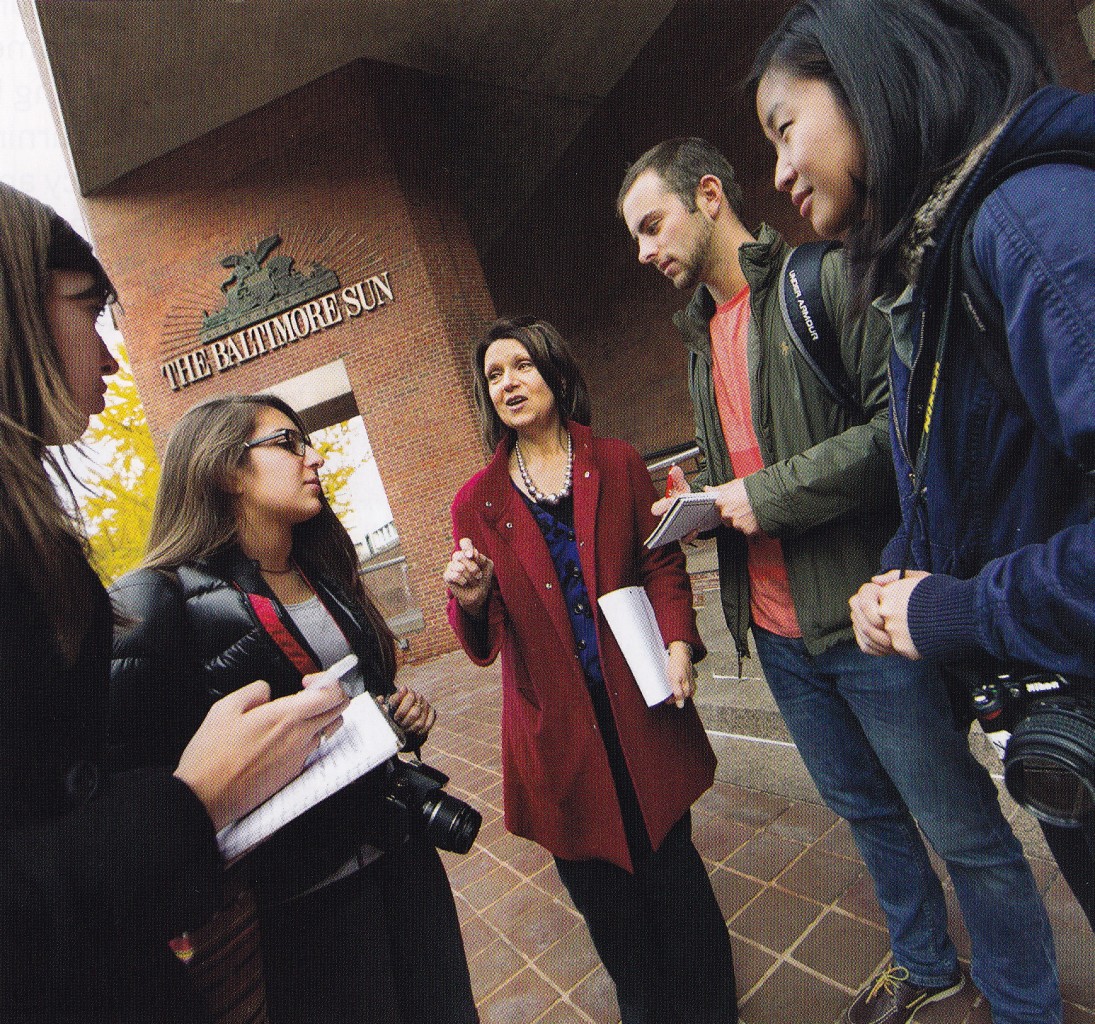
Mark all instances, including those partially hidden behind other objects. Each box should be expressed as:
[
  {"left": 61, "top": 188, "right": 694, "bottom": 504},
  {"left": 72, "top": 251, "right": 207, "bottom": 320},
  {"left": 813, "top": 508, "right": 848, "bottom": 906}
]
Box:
[
  {"left": 775, "top": 229, "right": 1020, "bottom": 421},
  {"left": 777, "top": 239, "right": 859, "bottom": 416}
]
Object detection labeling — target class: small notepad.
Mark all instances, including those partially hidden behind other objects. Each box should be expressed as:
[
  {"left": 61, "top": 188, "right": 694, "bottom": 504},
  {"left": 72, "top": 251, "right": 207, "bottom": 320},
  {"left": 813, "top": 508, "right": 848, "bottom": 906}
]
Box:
[
  {"left": 216, "top": 692, "right": 400, "bottom": 861},
  {"left": 644, "top": 493, "right": 720, "bottom": 548}
]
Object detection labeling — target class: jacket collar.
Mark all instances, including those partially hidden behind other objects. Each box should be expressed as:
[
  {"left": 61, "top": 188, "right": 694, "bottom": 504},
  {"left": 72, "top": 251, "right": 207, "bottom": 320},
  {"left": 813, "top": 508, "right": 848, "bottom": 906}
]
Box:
[
  {"left": 194, "top": 544, "right": 390, "bottom": 693},
  {"left": 476, "top": 421, "right": 601, "bottom": 644},
  {"left": 916, "top": 86, "right": 1095, "bottom": 290},
  {"left": 673, "top": 223, "right": 786, "bottom": 357}
]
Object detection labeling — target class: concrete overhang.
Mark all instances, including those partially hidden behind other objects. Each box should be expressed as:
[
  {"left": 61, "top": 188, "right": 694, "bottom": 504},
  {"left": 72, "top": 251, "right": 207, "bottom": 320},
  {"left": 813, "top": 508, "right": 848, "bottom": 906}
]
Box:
[{"left": 21, "top": 0, "right": 675, "bottom": 247}]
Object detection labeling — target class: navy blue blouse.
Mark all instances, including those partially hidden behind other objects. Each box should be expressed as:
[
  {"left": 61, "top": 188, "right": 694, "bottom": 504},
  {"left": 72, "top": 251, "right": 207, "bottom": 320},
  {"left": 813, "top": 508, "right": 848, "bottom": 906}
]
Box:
[{"left": 518, "top": 490, "right": 604, "bottom": 688}]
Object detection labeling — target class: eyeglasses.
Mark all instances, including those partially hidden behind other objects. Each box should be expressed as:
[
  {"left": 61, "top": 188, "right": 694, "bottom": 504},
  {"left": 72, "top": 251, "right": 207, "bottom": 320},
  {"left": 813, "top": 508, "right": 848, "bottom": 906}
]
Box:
[{"left": 243, "top": 427, "right": 312, "bottom": 457}]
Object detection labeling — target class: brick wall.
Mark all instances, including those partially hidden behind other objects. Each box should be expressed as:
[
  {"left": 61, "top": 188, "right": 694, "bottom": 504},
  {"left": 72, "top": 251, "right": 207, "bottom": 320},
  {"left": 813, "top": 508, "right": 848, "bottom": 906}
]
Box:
[{"left": 81, "top": 61, "right": 495, "bottom": 662}]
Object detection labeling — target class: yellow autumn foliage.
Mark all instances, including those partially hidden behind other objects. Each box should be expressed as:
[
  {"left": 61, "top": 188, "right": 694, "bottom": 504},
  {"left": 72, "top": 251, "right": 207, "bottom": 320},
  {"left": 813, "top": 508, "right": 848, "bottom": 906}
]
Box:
[{"left": 80, "top": 346, "right": 160, "bottom": 584}]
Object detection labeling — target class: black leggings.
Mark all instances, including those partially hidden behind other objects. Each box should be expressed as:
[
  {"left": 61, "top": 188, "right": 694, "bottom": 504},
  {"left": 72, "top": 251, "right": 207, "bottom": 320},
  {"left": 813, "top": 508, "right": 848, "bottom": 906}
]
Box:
[{"left": 555, "top": 814, "right": 739, "bottom": 1024}]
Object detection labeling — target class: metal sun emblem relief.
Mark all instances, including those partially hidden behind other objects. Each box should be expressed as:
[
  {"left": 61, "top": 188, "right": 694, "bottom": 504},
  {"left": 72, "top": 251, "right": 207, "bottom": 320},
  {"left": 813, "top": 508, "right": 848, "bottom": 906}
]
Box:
[{"left": 200, "top": 234, "right": 340, "bottom": 345}]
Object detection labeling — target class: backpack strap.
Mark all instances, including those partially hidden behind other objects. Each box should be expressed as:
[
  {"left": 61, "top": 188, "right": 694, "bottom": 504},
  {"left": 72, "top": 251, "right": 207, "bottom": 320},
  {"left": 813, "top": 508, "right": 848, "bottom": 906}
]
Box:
[
  {"left": 956, "top": 219, "right": 1029, "bottom": 416},
  {"left": 778, "top": 239, "right": 859, "bottom": 415}
]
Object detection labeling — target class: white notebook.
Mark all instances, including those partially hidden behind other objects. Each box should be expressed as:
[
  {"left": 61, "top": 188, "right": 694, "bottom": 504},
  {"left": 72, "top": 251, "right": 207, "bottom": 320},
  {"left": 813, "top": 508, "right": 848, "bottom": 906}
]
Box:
[
  {"left": 597, "top": 586, "right": 673, "bottom": 707},
  {"left": 644, "top": 492, "right": 720, "bottom": 548},
  {"left": 216, "top": 691, "right": 400, "bottom": 861}
]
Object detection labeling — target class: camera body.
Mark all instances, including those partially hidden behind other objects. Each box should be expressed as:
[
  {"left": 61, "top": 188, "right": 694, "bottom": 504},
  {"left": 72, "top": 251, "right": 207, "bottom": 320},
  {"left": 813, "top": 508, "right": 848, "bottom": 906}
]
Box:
[
  {"left": 376, "top": 756, "right": 482, "bottom": 854},
  {"left": 970, "top": 671, "right": 1070, "bottom": 734},
  {"left": 971, "top": 670, "right": 1095, "bottom": 827}
]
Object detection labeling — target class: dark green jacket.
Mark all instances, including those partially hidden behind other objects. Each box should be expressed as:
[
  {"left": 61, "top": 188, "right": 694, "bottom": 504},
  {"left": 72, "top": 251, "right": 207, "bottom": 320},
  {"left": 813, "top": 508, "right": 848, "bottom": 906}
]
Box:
[{"left": 673, "top": 224, "right": 898, "bottom": 657}]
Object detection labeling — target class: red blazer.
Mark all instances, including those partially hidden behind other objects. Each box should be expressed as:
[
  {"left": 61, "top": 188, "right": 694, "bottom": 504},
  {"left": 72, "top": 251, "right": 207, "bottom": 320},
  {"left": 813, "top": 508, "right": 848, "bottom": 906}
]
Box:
[{"left": 448, "top": 421, "right": 714, "bottom": 871}]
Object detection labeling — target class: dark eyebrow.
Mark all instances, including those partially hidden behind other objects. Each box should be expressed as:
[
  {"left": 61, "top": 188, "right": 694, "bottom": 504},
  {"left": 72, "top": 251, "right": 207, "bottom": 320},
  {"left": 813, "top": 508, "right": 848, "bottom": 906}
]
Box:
[
  {"left": 634, "top": 210, "right": 659, "bottom": 237},
  {"left": 761, "top": 101, "right": 782, "bottom": 134}
]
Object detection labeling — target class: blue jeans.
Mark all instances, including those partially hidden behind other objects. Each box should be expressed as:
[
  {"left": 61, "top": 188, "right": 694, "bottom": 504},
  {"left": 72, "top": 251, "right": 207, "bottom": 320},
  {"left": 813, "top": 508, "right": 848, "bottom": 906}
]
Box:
[{"left": 752, "top": 627, "right": 1060, "bottom": 1024}]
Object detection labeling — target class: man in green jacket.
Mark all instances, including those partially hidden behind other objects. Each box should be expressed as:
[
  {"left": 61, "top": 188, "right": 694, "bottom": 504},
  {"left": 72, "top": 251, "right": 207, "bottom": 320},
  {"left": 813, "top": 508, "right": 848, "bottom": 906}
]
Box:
[{"left": 618, "top": 138, "right": 1054, "bottom": 1024}]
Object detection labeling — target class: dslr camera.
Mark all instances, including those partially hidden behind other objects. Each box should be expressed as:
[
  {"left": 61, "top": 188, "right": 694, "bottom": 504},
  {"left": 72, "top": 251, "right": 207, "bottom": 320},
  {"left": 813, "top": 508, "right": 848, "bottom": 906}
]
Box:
[
  {"left": 971, "top": 670, "right": 1095, "bottom": 827},
  {"left": 374, "top": 755, "right": 482, "bottom": 854},
  {"left": 368, "top": 694, "right": 482, "bottom": 854}
]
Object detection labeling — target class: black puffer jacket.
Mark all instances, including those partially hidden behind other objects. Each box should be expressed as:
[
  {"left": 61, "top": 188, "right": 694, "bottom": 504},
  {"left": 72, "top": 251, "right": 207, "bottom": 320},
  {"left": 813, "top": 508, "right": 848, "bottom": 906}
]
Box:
[{"left": 110, "top": 547, "right": 396, "bottom": 899}]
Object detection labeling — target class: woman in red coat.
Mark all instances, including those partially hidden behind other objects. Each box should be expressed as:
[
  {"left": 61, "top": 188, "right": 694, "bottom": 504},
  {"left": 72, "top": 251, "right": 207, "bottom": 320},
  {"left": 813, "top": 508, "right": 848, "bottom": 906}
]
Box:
[{"left": 444, "top": 316, "right": 738, "bottom": 1024}]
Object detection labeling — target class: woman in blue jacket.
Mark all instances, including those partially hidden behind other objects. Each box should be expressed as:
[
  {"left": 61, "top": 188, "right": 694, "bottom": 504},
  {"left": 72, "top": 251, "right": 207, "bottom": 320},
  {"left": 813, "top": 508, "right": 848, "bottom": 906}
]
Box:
[{"left": 751, "top": 0, "right": 1094, "bottom": 987}]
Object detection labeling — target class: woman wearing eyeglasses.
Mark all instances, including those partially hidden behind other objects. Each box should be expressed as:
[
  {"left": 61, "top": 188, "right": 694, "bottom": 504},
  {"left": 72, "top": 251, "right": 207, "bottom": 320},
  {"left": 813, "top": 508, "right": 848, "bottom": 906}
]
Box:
[
  {"left": 110, "top": 394, "right": 478, "bottom": 1024},
  {"left": 0, "top": 184, "right": 350, "bottom": 1023},
  {"left": 444, "top": 317, "right": 738, "bottom": 1024}
]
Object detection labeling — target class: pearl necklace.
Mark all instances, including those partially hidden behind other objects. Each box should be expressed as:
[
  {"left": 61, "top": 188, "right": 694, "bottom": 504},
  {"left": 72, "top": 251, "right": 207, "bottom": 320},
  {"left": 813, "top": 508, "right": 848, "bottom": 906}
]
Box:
[{"left": 515, "top": 431, "right": 573, "bottom": 506}]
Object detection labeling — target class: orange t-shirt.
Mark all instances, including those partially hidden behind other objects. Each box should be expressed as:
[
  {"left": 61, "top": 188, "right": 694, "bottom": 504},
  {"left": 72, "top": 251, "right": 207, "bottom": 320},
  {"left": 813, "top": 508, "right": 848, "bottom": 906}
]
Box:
[{"left": 709, "top": 287, "right": 801, "bottom": 638}]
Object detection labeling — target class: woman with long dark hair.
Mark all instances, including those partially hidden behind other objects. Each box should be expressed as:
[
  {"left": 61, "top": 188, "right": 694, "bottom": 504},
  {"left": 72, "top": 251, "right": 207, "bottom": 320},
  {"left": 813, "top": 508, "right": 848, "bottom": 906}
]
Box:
[
  {"left": 0, "top": 184, "right": 347, "bottom": 1022},
  {"left": 110, "top": 393, "right": 479, "bottom": 1024},
  {"left": 752, "top": 0, "right": 1093, "bottom": 1019},
  {"left": 444, "top": 316, "right": 738, "bottom": 1024}
]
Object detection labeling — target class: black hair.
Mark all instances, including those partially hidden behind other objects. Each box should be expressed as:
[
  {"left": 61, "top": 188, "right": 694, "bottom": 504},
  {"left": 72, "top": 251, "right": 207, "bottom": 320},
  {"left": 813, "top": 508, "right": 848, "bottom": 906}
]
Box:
[
  {"left": 470, "top": 316, "right": 592, "bottom": 451},
  {"left": 750, "top": 0, "right": 1054, "bottom": 312},
  {"left": 617, "top": 137, "right": 745, "bottom": 219}
]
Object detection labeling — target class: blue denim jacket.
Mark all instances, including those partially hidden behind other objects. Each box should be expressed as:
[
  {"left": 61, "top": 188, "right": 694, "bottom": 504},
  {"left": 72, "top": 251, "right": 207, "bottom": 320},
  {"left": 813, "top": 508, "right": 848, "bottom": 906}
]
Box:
[{"left": 878, "top": 86, "right": 1095, "bottom": 678}]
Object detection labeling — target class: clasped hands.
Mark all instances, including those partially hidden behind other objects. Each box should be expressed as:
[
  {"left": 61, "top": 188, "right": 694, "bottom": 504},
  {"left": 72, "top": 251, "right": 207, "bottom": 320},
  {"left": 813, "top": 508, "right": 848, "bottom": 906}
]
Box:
[{"left": 849, "top": 569, "right": 930, "bottom": 660}]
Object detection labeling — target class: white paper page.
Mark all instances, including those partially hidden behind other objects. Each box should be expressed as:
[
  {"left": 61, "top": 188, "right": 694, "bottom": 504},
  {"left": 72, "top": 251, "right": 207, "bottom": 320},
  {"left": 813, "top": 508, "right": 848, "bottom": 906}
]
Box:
[
  {"left": 216, "top": 692, "right": 400, "bottom": 860},
  {"left": 598, "top": 586, "right": 672, "bottom": 707}
]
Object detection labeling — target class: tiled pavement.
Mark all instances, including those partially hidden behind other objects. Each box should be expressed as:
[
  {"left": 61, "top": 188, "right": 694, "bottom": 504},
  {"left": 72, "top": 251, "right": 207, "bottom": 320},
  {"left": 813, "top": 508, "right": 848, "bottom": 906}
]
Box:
[{"left": 405, "top": 650, "right": 1094, "bottom": 1024}]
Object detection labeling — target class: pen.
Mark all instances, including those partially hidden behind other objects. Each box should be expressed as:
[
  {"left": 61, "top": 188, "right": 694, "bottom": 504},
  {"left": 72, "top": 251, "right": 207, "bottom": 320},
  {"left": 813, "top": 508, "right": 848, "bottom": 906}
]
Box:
[
  {"left": 308, "top": 653, "right": 358, "bottom": 689},
  {"left": 665, "top": 468, "right": 676, "bottom": 499}
]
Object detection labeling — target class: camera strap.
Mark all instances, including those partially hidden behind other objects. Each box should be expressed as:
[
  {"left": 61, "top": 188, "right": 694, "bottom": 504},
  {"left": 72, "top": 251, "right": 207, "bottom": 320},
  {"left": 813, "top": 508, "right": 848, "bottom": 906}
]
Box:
[
  {"left": 245, "top": 591, "right": 321, "bottom": 676},
  {"left": 900, "top": 243, "right": 957, "bottom": 575}
]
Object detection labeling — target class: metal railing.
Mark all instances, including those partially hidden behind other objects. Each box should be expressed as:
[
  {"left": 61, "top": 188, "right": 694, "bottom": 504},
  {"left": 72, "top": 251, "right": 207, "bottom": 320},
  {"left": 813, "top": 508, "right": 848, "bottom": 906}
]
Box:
[{"left": 644, "top": 442, "right": 704, "bottom": 494}]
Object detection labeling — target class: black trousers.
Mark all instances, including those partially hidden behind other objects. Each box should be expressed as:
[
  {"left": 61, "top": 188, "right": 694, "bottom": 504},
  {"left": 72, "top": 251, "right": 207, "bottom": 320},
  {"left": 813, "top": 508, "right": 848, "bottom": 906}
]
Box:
[
  {"left": 1041, "top": 818, "right": 1095, "bottom": 931},
  {"left": 554, "top": 681, "right": 737, "bottom": 1024},
  {"left": 555, "top": 813, "right": 738, "bottom": 1024},
  {"left": 258, "top": 836, "right": 479, "bottom": 1024}
]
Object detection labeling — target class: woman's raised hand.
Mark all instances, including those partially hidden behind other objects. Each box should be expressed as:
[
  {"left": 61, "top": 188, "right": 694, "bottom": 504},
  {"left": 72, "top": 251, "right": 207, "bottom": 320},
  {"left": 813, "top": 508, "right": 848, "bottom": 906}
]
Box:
[
  {"left": 443, "top": 537, "right": 494, "bottom": 617},
  {"left": 174, "top": 680, "right": 349, "bottom": 831}
]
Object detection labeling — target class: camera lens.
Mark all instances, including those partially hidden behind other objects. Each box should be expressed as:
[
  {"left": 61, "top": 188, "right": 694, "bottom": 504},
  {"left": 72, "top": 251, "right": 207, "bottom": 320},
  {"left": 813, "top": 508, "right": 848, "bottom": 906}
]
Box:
[
  {"left": 421, "top": 793, "right": 482, "bottom": 854},
  {"left": 1003, "top": 696, "right": 1095, "bottom": 827}
]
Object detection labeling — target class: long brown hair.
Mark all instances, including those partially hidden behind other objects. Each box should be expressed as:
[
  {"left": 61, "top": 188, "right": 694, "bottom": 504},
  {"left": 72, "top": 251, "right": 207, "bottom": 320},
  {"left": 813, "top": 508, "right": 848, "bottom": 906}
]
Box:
[
  {"left": 143, "top": 394, "right": 396, "bottom": 684},
  {"left": 0, "top": 183, "right": 115, "bottom": 662}
]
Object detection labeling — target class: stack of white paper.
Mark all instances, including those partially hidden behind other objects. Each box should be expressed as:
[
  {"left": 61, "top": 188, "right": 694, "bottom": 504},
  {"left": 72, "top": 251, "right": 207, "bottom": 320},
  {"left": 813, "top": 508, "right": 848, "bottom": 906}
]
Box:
[{"left": 597, "top": 586, "right": 673, "bottom": 707}]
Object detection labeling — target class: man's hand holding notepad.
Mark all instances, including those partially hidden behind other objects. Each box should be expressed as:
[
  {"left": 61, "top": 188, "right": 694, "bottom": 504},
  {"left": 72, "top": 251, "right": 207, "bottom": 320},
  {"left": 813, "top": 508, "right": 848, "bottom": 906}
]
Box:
[{"left": 644, "top": 492, "right": 720, "bottom": 548}]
